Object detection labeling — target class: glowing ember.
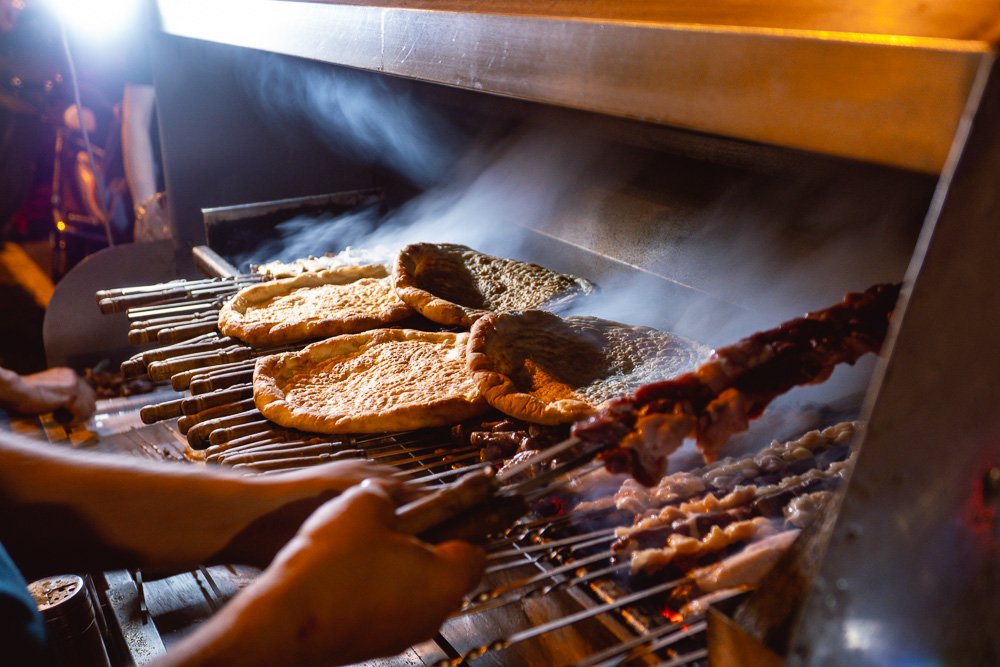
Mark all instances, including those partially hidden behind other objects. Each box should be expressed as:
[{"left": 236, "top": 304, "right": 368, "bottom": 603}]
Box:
[{"left": 662, "top": 608, "right": 685, "bottom": 625}]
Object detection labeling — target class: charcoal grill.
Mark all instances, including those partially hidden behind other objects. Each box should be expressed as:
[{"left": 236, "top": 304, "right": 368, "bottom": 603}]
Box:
[{"left": 39, "top": 1, "right": 1000, "bottom": 664}]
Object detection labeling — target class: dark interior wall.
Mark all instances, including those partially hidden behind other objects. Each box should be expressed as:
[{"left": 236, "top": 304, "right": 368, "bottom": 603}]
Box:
[
  {"left": 150, "top": 36, "right": 380, "bottom": 262},
  {"left": 148, "top": 31, "right": 936, "bottom": 321}
]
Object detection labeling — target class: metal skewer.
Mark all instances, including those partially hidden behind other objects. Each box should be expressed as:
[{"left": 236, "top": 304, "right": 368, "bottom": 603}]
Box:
[
  {"left": 487, "top": 529, "right": 616, "bottom": 561},
  {"left": 434, "top": 578, "right": 687, "bottom": 666},
  {"left": 569, "top": 618, "right": 706, "bottom": 667},
  {"left": 461, "top": 550, "right": 621, "bottom": 614}
]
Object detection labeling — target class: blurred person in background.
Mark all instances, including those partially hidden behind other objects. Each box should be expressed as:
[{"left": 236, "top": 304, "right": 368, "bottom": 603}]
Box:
[
  {"left": 1, "top": 0, "right": 109, "bottom": 425},
  {"left": 121, "top": 0, "right": 170, "bottom": 242},
  {"left": 0, "top": 0, "right": 59, "bottom": 240}
]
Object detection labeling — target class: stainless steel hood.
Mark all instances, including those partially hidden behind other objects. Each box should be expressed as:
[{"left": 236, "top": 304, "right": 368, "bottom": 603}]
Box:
[{"left": 155, "top": 0, "right": 994, "bottom": 174}]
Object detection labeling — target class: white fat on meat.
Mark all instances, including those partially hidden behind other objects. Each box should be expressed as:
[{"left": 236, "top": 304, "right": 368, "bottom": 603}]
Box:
[
  {"left": 689, "top": 528, "right": 801, "bottom": 594},
  {"left": 629, "top": 516, "right": 777, "bottom": 575},
  {"left": 783, "top": 491, "right": 833, "bottom": 529},
  {"left": 611, "top": 421, "right": 858, "bottom": 516}
]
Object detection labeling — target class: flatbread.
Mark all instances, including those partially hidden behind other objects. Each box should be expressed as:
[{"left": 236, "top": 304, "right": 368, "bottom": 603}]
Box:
[
  {"left": 467, "top": 310, "right": 712, "bottom": 425},
  {"left": 391, "top": 243, "right": 598, "bottom": 327},
  {"left": 254, "top": 329, "right": 488, "bottom": 433},
  {"left": 218, "top": 264, "right": 413, "bottom": 347}
]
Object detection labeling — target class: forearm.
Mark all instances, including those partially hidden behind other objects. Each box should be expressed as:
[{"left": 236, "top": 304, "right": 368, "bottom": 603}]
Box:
[
  {"left": 0, "top": 433, "right": 338, "bottom": 578},
  {"left": 153, "top": 564, "right": 322, "bottom": 667}
]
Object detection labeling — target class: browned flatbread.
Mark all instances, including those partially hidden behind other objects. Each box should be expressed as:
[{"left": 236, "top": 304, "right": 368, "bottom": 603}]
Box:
[
  {"left": 467, "top": 310, "right": 711, "bottom": 425},
  {"left": 254, "top": 329, "right": 488, "bottom": 433},
  {"left": 391, "top": 243, "right": 597, "bottom": 327},
  {"left": 218, "top": 264, "right": 413, "bottom": 347}
]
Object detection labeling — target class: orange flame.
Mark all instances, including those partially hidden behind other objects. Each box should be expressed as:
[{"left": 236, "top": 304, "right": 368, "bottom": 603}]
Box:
[{"left": 662, "top": 608, "right": 685, "bottom": 625}]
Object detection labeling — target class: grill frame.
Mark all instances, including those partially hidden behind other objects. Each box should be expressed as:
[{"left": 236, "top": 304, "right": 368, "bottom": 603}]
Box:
[{"left": 59, "top": 2, "right": 1000, "bottom": 662}]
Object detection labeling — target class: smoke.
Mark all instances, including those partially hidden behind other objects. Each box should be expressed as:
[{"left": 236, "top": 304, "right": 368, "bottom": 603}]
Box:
[
  {"left": 237, "top": 52, "right": 927, "bottom": 423},
  {"left": 237, "top": 123, "right": 615, "bottom": 268},
  {"left": 242, "top": 51, "right": 462, "bottom": 188}
]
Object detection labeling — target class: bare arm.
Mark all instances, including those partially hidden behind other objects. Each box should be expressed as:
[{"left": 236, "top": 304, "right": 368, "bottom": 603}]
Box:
[
  {"left": 157, "top": 482, "right": 485, "bottom": 667},
  {"left": 0, "top": 431, "right": 395, "bottom": 580},
  {"left": 0, "top": 366, "right": 96, "bottom": 426},
  {"left": 122, "top": 83, "right": 158, "bottom": 207}
]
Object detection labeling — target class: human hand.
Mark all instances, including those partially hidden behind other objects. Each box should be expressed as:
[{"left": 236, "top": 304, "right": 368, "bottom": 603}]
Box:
[
  {"left": 269, "top": 479, "right": 485, "bottom": 663},
  {"left": 206, "top": 460, "right": 409, "bottom": 569},
  {"left": 161, "top": 480, "right": 485, "bottom": 667},
  {"left": 4, "top": 367, "right": 96, "bottom": 425}
]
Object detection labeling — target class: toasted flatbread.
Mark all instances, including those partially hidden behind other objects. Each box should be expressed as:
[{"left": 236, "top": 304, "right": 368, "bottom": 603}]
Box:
[
  {"left": 467, "top": 310, "right": 711, "bottom": 424},
  {"left": 391, "top": 243, "right": 597, "bottom": 327},
  {"left": 254, "top": 329, "right": 488, "bottom": 433},
  {"left": 218, "top": 264, "right": 413, "bottom": 347}
]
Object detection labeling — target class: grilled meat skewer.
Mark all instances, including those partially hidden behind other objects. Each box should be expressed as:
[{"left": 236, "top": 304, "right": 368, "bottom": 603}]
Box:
[{"left": 573, "top": 283, "right": 899, "bottom": 485}]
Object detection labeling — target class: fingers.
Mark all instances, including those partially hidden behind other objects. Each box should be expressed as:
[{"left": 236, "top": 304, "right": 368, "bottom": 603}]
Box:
[
  {"left": 63, "top": 377, "right": 97, "bottom": 426},
  {"left": 297, "top": 480, "right": 396, "bottom": 538},
  {"left": 16, "top": 368, "right": 96, "bottom": 423},
  {"left": 434, "top": 539, "right": 486, "bottom": 594}
]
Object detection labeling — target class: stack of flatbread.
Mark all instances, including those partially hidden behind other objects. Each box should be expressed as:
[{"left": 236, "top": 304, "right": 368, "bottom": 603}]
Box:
[
  {"left": 244, "top": 242, "right": 706, "bottom": 437},
  {"left": 218, "top": 264, "right": 413, "bottom": 347}
]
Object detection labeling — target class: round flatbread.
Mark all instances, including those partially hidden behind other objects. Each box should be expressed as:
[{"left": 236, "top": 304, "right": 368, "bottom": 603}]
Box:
[
  {"left": 391, "top": 243, "right": 598, "bottom": 327},
  {"left": 254, "top": 329, "right": 488, "bottom": 433},
  {"left": 218, "top": 264, "right": 414, "bottom": 347},
  {"left": 467, "top": 310, "right": 712, "bottom": 425}
]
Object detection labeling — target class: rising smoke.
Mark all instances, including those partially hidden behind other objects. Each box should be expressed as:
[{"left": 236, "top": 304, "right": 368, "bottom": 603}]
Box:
[
  {"left": 239, "top": 53, "right": 930, "bottom": 426},
  {"left": 242, "top": 51, "right": 462, "bottom": 189}
]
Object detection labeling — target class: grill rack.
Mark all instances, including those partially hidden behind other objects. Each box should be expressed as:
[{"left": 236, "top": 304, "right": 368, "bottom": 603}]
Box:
[
  {"left": 100, "top": 273, "right": 718, "bottom": 666},
  {"left": 99, "top": 268, "right": 861, "bottom": 666}
]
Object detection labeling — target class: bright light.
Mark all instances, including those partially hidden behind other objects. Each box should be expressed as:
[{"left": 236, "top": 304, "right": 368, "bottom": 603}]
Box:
[{"left": 43, "top": 0, "right": 141, "bottom": 38}]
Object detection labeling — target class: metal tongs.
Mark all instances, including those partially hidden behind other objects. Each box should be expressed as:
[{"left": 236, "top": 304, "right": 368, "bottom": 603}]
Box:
[{"left": 395, "top": 436, "right": 602, "bottom": 544}]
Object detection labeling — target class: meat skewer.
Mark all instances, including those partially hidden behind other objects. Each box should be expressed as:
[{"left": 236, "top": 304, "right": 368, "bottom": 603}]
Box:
[{"left": 573, "top": 283, "right": 900, "bottom": 485}]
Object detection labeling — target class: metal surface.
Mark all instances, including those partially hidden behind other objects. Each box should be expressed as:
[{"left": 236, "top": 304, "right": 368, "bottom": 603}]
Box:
[
  {"left": 790, "top": 54, "right": 1000, "bottom": 665},
  {"left": 201, "top": 189, "right": 384, "bottom": 265},
  {"left": 100, "top": 570, "right": 167, "bottom": 665},
  {"left": 44, "top": 241, "right": 183, "bottom": 371},
  {"left": 156, "top": 0, "right": 990, "bottom": 173}
]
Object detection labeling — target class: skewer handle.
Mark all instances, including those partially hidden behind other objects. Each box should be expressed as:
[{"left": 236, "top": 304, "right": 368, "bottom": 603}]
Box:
[
  {"left": 189, "top": 368, "right": 255, "bottom": 394},
  {"left": 147, "top": 346, "right": 252, "bottom": 382},
  {"left": 121, "top": 356, "right": 148, "bottom": 379},
  {"left": 173, "top": 359, "right": 251, "bottom": 391},
  {"left": 99, "top": 287, "right": 188, "bottom": 314},
  {"left": 141, "top": 336, "right": 233, "bottom": 364},
  {"left": 231, "top": 450, "right": 363, "bottom": 472},
  {"left": 181, "top": 385, "right": 253, "bottom": 414},
  {"left": 140, "top": 397, "right": 187, "bottom": 424},
  {"left": 158, "top": 321, "right": 220, "bottom": 345},
  {"left": 395, "top": 467, "right": 498, "bottom": 538},
  {"left": 206, "top": 420, "right": 275, "bottom": 448},
  {"left": 178, "top": 398, "right": 258, "bottom": 435}
]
